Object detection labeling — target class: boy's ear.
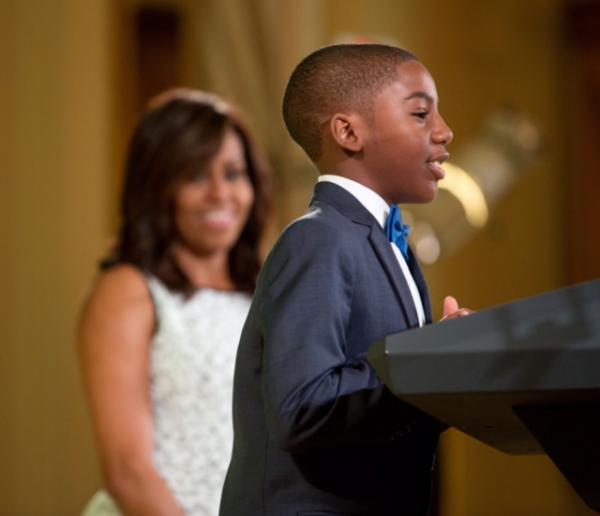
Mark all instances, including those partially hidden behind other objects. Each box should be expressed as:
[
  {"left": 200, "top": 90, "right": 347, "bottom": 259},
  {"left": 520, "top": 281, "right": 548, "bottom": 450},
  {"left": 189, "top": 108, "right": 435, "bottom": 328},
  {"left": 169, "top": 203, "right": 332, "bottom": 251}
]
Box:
[{"left": 329, "top": 113, "right": 365, "bottom": 153}]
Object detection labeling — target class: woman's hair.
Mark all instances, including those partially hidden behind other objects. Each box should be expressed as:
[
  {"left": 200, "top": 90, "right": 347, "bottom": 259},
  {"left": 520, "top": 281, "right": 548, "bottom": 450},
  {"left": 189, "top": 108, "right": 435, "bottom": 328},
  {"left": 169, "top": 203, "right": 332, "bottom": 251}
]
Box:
[{"left": 104, "top": 88, "right": 272, "bottom": 295}]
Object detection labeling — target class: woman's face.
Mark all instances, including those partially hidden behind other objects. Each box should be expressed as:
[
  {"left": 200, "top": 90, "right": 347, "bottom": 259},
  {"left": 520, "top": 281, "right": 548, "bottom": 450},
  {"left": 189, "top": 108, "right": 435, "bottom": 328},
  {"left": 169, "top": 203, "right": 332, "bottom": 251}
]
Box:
[{"left": 173, "top": 127, "right": 255, "bottom": 258}]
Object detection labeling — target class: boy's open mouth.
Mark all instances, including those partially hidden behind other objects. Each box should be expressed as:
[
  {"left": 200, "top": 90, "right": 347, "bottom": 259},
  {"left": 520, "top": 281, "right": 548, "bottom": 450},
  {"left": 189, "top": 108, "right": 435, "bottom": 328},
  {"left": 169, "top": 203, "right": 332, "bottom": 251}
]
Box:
[{"left": 427, "top": 153, "right": 449, "bottom": 179}]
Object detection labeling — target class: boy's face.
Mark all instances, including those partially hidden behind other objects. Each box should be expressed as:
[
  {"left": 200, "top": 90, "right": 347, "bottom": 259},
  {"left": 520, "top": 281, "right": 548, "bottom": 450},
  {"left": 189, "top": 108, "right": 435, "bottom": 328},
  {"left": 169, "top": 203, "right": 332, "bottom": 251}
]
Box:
[{"left": 363, "top": 60, "right": 453, "bottom": 204}]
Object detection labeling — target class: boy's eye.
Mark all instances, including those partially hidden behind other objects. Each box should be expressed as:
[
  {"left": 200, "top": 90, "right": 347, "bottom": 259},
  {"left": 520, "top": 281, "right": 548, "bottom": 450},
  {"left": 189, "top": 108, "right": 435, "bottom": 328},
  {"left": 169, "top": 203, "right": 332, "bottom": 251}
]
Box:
[{"left": 412, "top": 111, "right": 429, "bottom": 120}]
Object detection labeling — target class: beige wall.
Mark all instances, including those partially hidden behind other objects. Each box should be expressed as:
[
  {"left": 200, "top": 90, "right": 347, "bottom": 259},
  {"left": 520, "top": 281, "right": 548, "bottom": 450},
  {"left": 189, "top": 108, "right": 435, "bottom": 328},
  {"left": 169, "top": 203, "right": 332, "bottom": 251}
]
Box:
[
  {"left": 1, "top": 0, "right": 111, "bottom": 513},
  {"left": 0, "top": 0, "right": 17, "bottom": 507}
]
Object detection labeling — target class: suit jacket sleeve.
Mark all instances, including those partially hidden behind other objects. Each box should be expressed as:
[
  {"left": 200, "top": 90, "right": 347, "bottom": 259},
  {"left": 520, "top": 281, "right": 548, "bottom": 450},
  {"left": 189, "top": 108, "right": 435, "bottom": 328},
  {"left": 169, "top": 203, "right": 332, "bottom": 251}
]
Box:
[{"left": 258, "top": 217, "right": 433, "bottom": 452}]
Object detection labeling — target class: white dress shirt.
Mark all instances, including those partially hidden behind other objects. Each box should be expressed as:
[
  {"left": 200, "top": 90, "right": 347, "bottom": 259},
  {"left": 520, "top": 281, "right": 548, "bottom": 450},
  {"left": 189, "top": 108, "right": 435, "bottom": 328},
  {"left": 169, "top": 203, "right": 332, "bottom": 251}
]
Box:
[{"left": 318, "top": 174, "right": 426, "bottom": 327}]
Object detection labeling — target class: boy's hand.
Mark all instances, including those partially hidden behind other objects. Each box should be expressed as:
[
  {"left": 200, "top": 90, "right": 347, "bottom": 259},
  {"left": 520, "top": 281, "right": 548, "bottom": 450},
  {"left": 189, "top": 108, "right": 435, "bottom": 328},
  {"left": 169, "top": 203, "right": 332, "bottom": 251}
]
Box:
[{"left": 440, "top": 295, "right": 473, "bottom": 321}]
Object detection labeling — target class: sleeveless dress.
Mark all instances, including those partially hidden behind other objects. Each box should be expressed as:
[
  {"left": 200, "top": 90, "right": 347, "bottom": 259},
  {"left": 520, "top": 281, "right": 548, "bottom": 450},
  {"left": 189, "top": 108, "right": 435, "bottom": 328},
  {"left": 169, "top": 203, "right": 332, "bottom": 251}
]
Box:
[{"left": 82, "top": 276, "right": 251, "bottom": 516}]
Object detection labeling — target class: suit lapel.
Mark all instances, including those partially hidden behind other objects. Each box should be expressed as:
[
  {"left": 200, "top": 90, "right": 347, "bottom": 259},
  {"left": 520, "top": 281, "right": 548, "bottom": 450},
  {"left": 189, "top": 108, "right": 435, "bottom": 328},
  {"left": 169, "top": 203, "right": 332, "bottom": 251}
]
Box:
[
  {"left": 406, "top": 249, "right": 433, "bottom": 323},
  {"left": 310, "top": 181, "right": 423, "bottom": 328},
  {"left": 368, "top": 225, "right": 420, "bottom": 328}
]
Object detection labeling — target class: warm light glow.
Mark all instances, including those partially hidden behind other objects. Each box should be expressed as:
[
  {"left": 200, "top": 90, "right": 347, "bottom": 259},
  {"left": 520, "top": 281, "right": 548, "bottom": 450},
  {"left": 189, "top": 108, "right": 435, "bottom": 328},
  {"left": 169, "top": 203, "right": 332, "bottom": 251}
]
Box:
[
  {"left": 415, "top": 234, "right": 441, "bottom": 264},
  {"left": 439, "top": 162, "right": 489, "bottom": 227}
]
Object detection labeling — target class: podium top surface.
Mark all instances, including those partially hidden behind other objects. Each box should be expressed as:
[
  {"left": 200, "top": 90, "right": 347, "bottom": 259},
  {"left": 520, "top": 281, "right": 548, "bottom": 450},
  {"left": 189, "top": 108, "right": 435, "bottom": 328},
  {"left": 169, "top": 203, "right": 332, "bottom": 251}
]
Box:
[
  {"left": 368, "top": 279, "right": 600, "bottom": 455},
  {"left": 370, "top": 279, "right": 600, "bottom": 396}
]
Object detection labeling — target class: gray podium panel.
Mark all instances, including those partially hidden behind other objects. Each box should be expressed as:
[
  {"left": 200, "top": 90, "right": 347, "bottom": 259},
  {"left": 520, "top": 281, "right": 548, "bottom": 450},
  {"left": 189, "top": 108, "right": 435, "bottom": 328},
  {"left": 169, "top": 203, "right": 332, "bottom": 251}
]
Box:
[{"left": 368, "top": 279, "right": 600, "bottom": 511}]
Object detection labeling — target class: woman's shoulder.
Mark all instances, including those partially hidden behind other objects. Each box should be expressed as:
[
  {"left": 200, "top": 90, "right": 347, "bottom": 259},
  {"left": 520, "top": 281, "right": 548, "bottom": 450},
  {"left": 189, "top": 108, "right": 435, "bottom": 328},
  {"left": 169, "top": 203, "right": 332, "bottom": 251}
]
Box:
[
  {"left": 95, "top": 263, "right": 149, "bottom": 295},
  {"left": 78, "top": 264, "right": 157, "bottom": 347},
  {"left": 84, "top": 264, "right": 153, "bottom": 318}
]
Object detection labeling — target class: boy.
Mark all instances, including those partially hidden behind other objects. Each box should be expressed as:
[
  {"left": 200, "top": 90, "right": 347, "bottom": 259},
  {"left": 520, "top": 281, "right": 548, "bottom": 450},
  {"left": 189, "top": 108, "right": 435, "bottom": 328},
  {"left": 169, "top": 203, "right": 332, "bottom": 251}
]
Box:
[{"left": 220, "top": 44, "right": 470, "bottom": 516}]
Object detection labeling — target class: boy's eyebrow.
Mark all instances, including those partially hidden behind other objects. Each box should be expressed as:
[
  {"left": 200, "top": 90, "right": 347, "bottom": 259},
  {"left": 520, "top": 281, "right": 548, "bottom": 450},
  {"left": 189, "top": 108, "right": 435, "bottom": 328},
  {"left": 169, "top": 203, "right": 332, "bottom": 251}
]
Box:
[{"left": 404, "top": 92, "right": 434, "bottom": 103}]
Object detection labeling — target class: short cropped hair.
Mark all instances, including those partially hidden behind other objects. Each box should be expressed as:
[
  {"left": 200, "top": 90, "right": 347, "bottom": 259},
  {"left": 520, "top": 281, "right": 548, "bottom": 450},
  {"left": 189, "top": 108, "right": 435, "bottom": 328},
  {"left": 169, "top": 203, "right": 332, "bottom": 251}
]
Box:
[{"left": 282, "top": 44, "right": 417, "bottom": 162}]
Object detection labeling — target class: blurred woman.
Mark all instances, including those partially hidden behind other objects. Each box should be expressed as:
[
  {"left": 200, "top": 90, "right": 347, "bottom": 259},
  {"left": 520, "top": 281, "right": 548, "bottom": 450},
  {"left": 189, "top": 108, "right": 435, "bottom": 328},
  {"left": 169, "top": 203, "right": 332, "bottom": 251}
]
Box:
[{"left": 79, "top": 89, "right": 272, "bottom": 515}]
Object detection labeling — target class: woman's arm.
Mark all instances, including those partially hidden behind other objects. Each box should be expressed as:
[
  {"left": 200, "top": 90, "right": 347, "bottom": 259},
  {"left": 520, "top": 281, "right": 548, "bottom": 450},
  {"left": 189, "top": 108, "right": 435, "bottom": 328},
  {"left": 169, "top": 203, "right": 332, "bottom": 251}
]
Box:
[{"left": 78, "top": 265, "right": 183, "bottom": 516}]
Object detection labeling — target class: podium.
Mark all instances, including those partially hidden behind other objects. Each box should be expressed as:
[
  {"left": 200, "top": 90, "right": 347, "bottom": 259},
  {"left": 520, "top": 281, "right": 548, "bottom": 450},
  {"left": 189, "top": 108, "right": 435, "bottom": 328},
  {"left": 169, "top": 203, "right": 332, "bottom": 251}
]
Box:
[{"left": 368, "top": 279, "right": 600, "bottom": 512}]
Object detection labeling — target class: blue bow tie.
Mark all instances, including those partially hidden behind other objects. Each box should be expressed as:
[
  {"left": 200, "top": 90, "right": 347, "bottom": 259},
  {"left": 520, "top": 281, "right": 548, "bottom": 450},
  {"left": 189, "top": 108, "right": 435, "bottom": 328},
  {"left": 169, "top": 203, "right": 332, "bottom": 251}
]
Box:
[{"left": 385, "top": 204, "right": 411, "bottom": 260}]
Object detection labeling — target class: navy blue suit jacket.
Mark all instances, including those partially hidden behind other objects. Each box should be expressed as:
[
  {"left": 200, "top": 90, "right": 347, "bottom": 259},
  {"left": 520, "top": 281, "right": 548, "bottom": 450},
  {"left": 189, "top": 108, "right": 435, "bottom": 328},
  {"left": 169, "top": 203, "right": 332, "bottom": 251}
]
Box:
[{"left": 220, "top": 182, "right": 442, "bottom": 516}]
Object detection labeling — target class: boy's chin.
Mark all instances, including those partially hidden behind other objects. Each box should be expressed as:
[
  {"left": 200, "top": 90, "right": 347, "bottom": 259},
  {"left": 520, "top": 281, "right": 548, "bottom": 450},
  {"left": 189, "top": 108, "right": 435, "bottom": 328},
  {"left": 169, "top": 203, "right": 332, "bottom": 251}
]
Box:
[
  {"left": 423, "top": 189, "right": 439, "bottom": 203},
  {"left": 400, "top": 188, "right": 438, "bottom": 205},
  {"left": 421, "top": 182, "right": 441, "bottom": 202}
]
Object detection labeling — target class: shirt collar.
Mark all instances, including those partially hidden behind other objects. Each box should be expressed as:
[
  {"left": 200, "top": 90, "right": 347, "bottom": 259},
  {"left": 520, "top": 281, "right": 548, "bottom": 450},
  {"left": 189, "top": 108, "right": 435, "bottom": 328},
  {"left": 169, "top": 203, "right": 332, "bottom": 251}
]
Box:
[{"left": 318, "top": 174, "right": 389, "bottom": 229}]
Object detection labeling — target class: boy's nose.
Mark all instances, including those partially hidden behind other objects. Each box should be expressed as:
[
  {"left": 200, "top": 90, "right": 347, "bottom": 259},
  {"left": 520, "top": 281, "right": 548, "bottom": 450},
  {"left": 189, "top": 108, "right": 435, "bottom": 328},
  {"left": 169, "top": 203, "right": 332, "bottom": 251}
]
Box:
[{"left": 433, "top": 115, "right": 453, "bottom": 145}]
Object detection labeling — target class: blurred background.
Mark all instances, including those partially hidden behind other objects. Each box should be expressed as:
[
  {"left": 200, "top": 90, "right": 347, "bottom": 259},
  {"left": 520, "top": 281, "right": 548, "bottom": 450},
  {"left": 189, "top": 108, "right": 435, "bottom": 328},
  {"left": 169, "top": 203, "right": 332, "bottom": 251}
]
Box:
[{"left": 1, "top": 0, "right": 599, "bottom": 514}]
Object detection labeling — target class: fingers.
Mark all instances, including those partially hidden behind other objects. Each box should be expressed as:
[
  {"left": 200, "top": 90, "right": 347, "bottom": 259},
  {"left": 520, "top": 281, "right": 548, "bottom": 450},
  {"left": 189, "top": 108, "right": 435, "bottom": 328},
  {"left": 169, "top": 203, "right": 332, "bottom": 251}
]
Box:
[
  {"left": 444, "top": 308, "right": 473, "bottom": 319},
  {"left": 442, "top": 296, "right": 459, "bottom": 318},
  {"left": 440, "top": 296, "right": 474, "bottom": 321}
]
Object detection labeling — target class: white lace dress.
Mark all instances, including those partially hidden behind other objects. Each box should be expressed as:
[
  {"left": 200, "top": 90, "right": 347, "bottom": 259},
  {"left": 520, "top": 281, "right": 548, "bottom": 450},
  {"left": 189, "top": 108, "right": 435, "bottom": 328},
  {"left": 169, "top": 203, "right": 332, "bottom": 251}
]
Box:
[{"left": 82, "top": 277, "right": 251, "bottom": 516}]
